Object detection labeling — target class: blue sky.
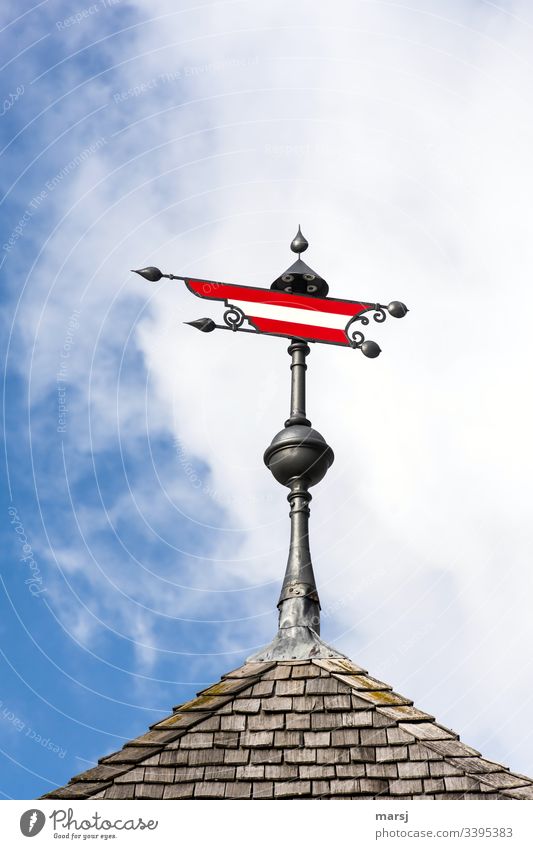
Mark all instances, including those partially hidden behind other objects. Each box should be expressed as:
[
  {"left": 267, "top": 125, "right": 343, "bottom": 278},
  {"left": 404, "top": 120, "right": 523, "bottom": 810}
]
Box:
[{"left": 2, "top": 0, "right": 533, "bottom": 800}]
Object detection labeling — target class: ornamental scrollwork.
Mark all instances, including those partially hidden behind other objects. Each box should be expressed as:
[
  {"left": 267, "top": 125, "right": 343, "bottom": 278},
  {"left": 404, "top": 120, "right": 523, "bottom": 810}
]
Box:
[
  {"left": 223, "top": 306, "right": 245, "bottom": 331},
  {"left": 344, "top": 315, "right": 366, "bottom": 348},
  {"left": 352, "top": 304, "right": 387, "bottom": 326}
]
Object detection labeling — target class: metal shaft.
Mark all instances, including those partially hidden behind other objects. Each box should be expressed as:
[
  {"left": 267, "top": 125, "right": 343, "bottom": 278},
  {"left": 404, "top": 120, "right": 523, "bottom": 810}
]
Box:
[
  {"left": 277, "top": 340, "right": 320, "bottom": 632},
  {"left": 286, "top": 340, "right": 311, "bottom": 427},
  {"left": 251, "top": 339, "right": 336, "bottom": 660},
  {"left": 278, "top": 481, "right": 320, "bottom": 632}
]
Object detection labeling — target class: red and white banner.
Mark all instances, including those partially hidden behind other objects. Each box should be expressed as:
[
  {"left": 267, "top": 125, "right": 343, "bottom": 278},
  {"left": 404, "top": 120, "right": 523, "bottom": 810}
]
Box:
[{"left": 184, "top": 278, "right": 373, "bottom": 347}]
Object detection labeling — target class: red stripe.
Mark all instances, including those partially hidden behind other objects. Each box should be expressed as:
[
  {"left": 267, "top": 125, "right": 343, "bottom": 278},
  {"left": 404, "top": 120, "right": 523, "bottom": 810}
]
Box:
[
  {"left": 186, "top": 279, "right": 371, "bottom": 317},
  {"left": 250, "top": 317, "right": 350, "bottom": 346}
]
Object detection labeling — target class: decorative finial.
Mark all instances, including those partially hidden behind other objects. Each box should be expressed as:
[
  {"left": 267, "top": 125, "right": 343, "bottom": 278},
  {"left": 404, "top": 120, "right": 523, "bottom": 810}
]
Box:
[
  {"left": 290, "top": 226, "right": 309, "bottom": 255},
  {"left": 185, "top": 317, "right": 216, "bottom": 333},
  {"left": 132, "top": 266, "right": 163, "bottom": 281}
]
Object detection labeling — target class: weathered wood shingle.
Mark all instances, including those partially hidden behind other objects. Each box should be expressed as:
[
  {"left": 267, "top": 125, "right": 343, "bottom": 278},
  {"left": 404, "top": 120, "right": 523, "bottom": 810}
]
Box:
[{"left": 41, "top": 658, "right": 533, "bottom": 800}]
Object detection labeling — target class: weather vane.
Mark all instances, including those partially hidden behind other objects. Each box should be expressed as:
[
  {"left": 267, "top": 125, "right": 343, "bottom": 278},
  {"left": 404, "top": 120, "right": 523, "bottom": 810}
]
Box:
[
  {"left": 133, "top": 226, "right": 408, "bottom": 356},
  {"left": 133, "top": 229, "right": 408, "bottom": 660}
]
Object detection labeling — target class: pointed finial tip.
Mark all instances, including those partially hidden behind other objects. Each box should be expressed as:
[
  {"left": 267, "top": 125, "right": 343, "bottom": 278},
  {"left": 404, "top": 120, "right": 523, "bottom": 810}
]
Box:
[
  {"left": 132, "top": 266, "right": 163, "bottom": 282},
  {"left": 290, "top": 226, "right": 309, "bottom": 255},
  {"left": 185, "top": 317, "right": 216, "bottom": 333}
]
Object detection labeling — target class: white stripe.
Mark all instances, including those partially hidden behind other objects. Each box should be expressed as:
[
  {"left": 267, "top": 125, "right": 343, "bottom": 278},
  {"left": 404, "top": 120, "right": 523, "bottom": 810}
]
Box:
[{"left": 230, "top": 299, "right": 349, "bottom": 330}]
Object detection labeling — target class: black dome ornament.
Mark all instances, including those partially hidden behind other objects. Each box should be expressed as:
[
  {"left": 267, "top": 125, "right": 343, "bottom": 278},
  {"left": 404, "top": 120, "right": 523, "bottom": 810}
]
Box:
[{"left": 271, "top": 229, "right": 329, "bottom": 297}]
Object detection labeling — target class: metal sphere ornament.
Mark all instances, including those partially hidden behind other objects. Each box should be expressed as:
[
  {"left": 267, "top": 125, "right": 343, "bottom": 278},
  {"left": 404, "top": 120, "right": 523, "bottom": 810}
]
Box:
[
  {"left": 361, "top": 340, "right": 381, "bottom": 358},
  {"left": 387, "top": 301, "right": 409, "bottom": 318}
]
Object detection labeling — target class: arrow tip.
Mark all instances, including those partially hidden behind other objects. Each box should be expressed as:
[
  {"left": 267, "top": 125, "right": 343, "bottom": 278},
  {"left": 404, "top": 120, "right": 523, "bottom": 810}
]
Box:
[
  {"left": 132, "top": 267, "right": 163, "bottom": 282},
  {"left": 185, "top": 318, "right": 216, "bottom": 333}
]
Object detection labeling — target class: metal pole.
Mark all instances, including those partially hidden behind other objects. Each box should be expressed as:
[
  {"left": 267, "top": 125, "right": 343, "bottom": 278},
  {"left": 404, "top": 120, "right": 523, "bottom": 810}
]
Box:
[
  {"left": 286, "top": 339, "right": 311, "bottom": 427},
  {"left": 278, "top": 481, "right": 320, "bottom": 632},
  {"left": 251, "top": 339, "right": 339, "bottom": 659},
  {"left": 278, "top": 340, "right": 320, "bottom": 631}
]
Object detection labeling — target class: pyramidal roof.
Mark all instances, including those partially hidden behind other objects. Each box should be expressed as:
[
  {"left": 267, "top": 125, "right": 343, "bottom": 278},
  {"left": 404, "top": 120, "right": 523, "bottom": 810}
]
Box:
[{"left": 42, "top": 657, "right": 533, "bottom": 800}]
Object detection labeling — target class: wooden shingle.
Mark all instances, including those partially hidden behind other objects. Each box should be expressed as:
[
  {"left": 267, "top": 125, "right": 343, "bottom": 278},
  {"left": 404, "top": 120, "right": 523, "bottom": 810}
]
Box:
[{"left": 41, "top": 657, "right": 533, "bottom": 801}]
